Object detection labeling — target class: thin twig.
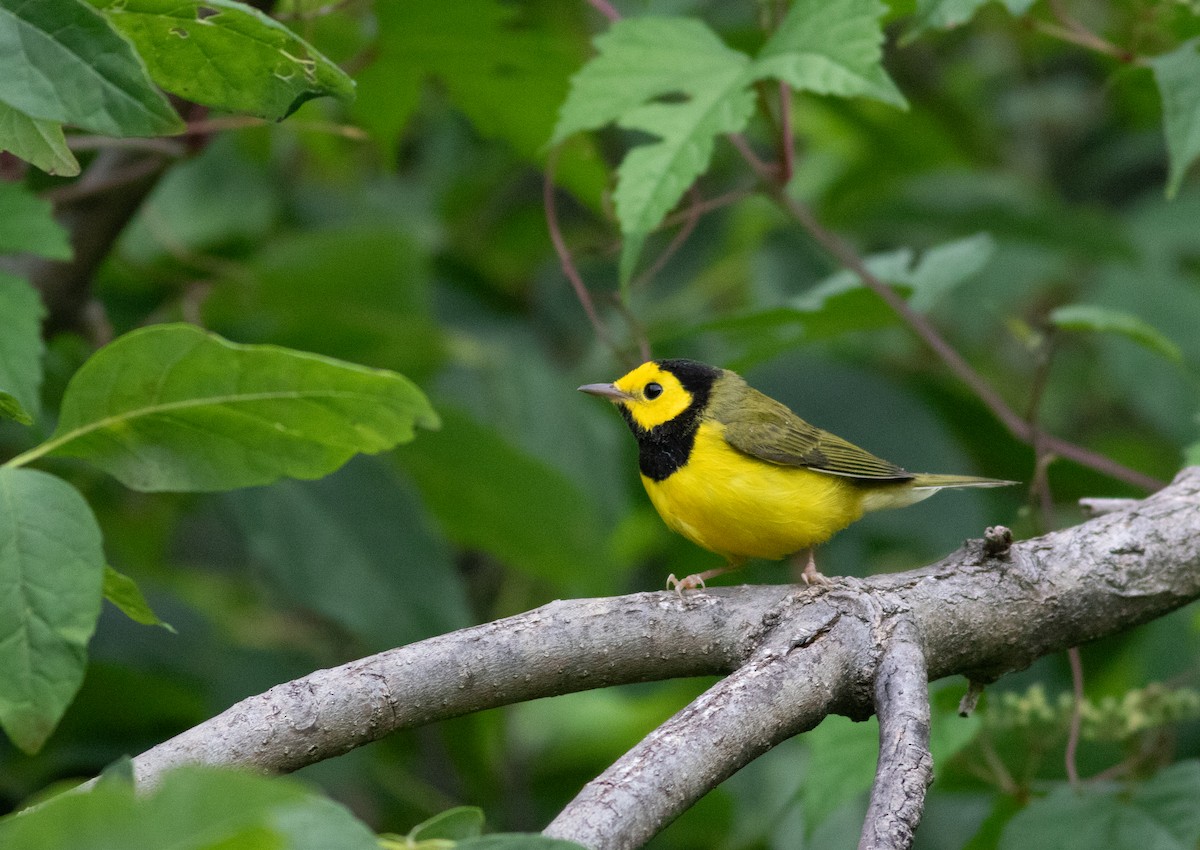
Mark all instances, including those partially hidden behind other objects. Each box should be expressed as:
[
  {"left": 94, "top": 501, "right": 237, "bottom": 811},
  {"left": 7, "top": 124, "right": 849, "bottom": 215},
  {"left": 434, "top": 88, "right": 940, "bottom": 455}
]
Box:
[
  {"left": 728, "top": 134, "right": 1164, "bottom": 493},
  {"left": 656, "top": 186, "right": 755, "bottom": 229},
  {"left": 778, "top": 81, "right": 795, "bottom": 184},
  {"left": 42, "top": 158, "right": 166, "bottom": 205},
  {"left": 1065, "top": 646, "right": 1085, "bottom": 786},
  {"left": 543, "top": 145, "right": 620, "bottom": 354},
  {"left": 632, "top": 186, "right": 704, "bottom": 290},
  {"left": 586, "top": 0, "right": 620, "bottom": 23},
  {"left": 610, "top": 296, "right": 652, "bottom": 363},
  {"left": 66, "top": 136, "right": 189, "bottom": 157},
  {"left": 979, "top": 735, "right": 1021, "bottom": 796},
  {"left": 1040, "top": 0, "right": 1136, "bottom": 63}
]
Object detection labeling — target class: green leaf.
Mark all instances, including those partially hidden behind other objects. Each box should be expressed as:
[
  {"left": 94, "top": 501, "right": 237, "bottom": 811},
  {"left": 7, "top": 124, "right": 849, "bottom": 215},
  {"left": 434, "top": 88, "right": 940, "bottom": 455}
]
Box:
[
  {"left": 0, "top": 765, "right": 380, "bottom": 849},
  {"left": 224, "top": 458, "right": 469, "bottom": 650},
  {"left": 0, "top": 274, "right": 46, "bottom": 426},
  {"left": 103, "top": 565, "right": 173, "bottom": 631},
  {"left": 904, "top": 0, "right": 1036, "bottom": 41},
  {"left": 755, "top": 0, "right": 907, "bottom": 109},
  {"left": 0, "top": 468, "right": 104, "bottom": 753},
  {"left": 396, "top": 408, "right": 612, "bottom": 593},
  {"left": 1050, "top": 303, "right": 1183, "bottom": 363},
  {"left": 963, "top": 795, "right": 1022, "bottom": 850},
  {"left": 1149, "top": 39, "right": 1200, "bottom": 199},
  {"left": 356, "top": 0, "right": 605, "bottom": 202},
  {"left": 554, "top": 7, "right": 904, "bottom": 283},
  {"left": 118, "top": 135, "right": 280, "bottom": 265},
  {"left": 0, "top": 103, "right": 79, "bottom": 176},
  {"left": 906, "top": 232, "right": 995, "bottom": 310},
  {"left": 1185, "top": 439, "right": 1200, "bottom": 467},
  {"left": 697, "top": 235, "right": 994, "bottom": 346},
  {"left": 16, "top": 323, "right": 439, "bottom": 492},
  {"left": 0, "top": 182, "right": 72, "bottom": 260},
  {"left": 802, "top": 232, "right": 994, "bottom": 313},
  {"left": 98, "top": 754, "right": 136, "bottom": 786},
  {"left": 89, "top": 0, "right": 355, "bottom": 120},
  {"left": 555, "top": 17, "right": 757, "bottom": 285},
  {"left": 0, "top": 0, "right": 182, "bottom": 136},
  {"left": 999, "top": 761, "right": 1200, "bottom": 850},
  {"left": 202, "top": 228, "right": 443, "bottom": 380},
  {"left": 409, "top": 806, "right": 485, "bottom": 841}
]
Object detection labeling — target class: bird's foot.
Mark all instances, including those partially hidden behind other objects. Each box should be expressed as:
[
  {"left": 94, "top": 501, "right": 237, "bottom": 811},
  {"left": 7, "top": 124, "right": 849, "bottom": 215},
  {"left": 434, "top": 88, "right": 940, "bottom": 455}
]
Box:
[
  {"left": 800, "top": 565, "right": 831, "bottom": 586},
  {"left": 666, "top": 573, "right": 707, "bottom": 596},
  {"left": 799, "top": 549, "right": 831, "bottom": 586}
]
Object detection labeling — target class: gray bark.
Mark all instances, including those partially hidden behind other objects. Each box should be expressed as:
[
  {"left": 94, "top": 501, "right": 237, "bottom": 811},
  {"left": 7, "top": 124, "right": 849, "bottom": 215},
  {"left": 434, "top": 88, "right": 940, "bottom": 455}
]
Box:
[{"left": 119, "top": 467, "right": 1200, "bottom": 849}]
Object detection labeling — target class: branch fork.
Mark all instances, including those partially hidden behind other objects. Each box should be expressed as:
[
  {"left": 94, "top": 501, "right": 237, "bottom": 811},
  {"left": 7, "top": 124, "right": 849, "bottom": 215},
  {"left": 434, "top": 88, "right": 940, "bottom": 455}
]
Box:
[{"left": 108, "top": 468, "right": 1200, "bottom": 850}]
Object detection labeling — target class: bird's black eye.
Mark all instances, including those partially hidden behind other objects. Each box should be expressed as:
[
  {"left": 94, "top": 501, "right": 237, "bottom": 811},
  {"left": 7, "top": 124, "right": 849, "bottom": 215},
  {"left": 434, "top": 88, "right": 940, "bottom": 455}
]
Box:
[{"left": 644, "top": 382, "right": 663, "bottom": 400}]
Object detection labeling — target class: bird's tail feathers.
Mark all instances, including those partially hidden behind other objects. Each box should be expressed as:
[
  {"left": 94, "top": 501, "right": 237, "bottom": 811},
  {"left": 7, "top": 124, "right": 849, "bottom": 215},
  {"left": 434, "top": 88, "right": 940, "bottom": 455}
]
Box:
[{"left": 909, "top": 474, "right": 1018, "bottom": 490}]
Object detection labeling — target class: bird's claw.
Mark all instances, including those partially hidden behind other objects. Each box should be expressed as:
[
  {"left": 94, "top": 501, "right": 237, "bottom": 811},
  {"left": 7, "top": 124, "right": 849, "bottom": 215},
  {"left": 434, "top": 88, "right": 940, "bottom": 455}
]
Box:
[{"left": 666, "top": 573, "right": 707, "bottom": 596}]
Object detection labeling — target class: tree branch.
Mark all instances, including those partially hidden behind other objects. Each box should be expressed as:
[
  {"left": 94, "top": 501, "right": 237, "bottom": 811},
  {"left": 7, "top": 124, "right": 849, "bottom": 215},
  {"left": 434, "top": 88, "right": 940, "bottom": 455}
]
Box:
[
  {"left": 115, "top": 468, "right": 1200, "bottom": 848},
  {"left": 859, "top": 615, "right": 933, "bottom": 850},
  {"left": 543, "top": 604, "right": 855, "bottom": 850}
]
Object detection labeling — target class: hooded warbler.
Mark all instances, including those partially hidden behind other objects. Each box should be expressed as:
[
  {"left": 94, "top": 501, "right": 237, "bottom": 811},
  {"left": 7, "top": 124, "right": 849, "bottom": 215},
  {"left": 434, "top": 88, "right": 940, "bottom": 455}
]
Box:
[{"left": 580, "top": 359, "right": 1014, "bottom": 590}]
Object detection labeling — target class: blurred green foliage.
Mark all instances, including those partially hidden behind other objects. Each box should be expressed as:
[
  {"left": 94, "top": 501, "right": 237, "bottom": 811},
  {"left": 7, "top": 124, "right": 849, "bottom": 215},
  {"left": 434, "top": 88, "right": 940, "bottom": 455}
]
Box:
[{"left": 1, "top": 0, "right": 1200, "bottom": 847}]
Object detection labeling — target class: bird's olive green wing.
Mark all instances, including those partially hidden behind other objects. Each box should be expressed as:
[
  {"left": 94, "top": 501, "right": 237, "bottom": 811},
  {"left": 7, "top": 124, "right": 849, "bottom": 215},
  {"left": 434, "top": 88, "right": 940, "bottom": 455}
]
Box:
[{"left": 712, "top": 385, "right": 914, "bottom": 481}]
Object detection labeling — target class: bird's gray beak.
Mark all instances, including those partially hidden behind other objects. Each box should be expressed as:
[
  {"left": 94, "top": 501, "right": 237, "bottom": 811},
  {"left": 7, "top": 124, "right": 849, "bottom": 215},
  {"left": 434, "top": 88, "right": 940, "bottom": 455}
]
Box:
[{"left": 578, "top": 382, "right": 634, "bottom": 403}]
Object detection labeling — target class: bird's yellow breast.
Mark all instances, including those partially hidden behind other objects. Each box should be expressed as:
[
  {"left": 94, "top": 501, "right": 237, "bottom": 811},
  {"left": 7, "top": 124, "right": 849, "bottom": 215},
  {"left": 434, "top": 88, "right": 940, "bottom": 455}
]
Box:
[{"left": 641, "top": 421, "right": 867, "bottom": 561}]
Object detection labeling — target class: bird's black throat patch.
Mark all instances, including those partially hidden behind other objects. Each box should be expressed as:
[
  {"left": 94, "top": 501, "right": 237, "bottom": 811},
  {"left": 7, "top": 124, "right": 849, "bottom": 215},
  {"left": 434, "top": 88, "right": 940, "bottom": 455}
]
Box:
[{"left": 620, "top": 359, "right": 719, "bottom": 482}]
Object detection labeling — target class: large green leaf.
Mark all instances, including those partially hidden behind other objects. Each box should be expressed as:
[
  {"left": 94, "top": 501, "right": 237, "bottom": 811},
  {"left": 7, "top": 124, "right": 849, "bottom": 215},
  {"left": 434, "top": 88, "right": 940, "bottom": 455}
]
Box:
[
  {"left": 0, "top": 0, "right": 182, "bottom": 137},
  {"left": 10, "top": 324, "right": 438, "bottom": 492},
  {"left": 999, "top": 761, "right": 1200, "bottom": 850},
  {"left": 553, "top": 7, "right": 903, "bottom": 283},
  {"left": 202, "top": 228, "right": 442, "bottom": 380},
  {"left": 0, "top": 468, "right": 105, "bottom": 753},
  {"left": 756, "top": 0, "right": 906, "bottom": 108},
  {"left": 0, "top": 765, "right": 380, "bottom": 849},
  {"left": 0, "top": 274, "right": 46, "bottom": 426},
  {"left": 554, "top": 17, "right": 757, "bottom": 285},
  {"left": 396, "top": 408, "right": 612, "bottom": 593},
  {"left": 1149, "top": 39, "right": 1200, "bottom": 199},
  {"left": 0, "top": 182, "right": 72, "bottom": 260},
  {"left": 89, "top": 0, "right": 355, "bottom": 120},
  {"left": 0, "top": 103, "right": 79, "bottom": 176},
  {"left": 1050, "top": 303, "right": 1183, "bottom": 364},
  {"left": 225, "top": 457, "right": 469, "bottom": 650}
]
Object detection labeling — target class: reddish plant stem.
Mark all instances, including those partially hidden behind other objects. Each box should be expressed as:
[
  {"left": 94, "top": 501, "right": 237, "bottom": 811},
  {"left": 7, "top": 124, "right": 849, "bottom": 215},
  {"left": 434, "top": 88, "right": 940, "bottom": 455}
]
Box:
[
  {"left": 587, "top": 0, "right": 620, "bottom": 23},
  {"left": 657, "top": 187, "right": 755, "bottom": 229},
  {"left": 1066, "top": 646, "right": 1085, "bottom": 786},
  {"left": 543, "top": 146, "right": 619, "bottom": 354},
  {"left": 632, "top": 186, "right": 704, "bottom": 290},
  {"left": 1041, "top": 0, "right": 1136, "bottom": 63},
  {"left": 778, "top": 81, "right": 795, "bottom": 184}
]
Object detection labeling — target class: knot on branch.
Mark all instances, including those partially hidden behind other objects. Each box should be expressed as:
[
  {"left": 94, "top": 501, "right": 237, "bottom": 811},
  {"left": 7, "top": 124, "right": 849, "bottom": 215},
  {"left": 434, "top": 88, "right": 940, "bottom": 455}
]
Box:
[{"left": 983, "top": 525, "right": 1013, "bottom": 557}]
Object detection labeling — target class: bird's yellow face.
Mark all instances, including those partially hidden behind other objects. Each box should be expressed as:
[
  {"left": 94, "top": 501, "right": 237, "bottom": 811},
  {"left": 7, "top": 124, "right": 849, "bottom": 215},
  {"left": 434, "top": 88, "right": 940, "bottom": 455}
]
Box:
[{"left": 580, "top": 361, "right": 694, "bottom": 431}]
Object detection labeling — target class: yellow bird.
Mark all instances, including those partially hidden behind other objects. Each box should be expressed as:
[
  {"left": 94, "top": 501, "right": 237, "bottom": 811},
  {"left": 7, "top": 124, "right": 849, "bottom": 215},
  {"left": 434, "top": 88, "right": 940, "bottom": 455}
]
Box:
[{"left": 580, "top": 359, "right": 1014, "bottom": 591}]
